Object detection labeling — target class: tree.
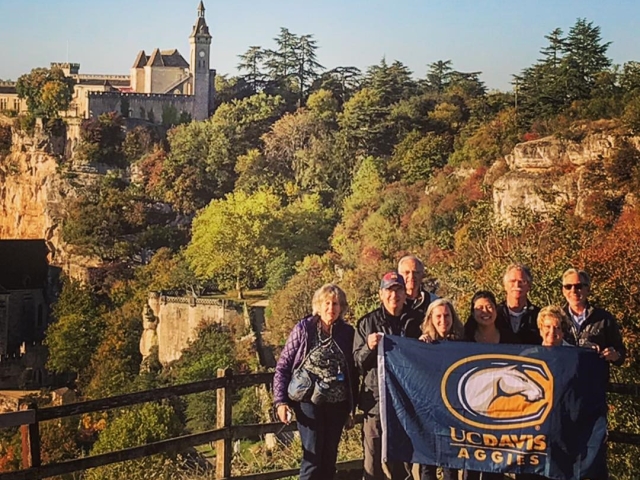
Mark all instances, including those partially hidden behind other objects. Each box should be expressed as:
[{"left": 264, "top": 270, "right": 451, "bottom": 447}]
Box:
[
  {"left": 363, "top": 58, "right": 417, "bottom": 107},
  {"left": 45, "top": 279, "right": 103, "bottom": 375},
  {"left": 389, "top": 131, "right": 452, "bottom": 183},
  {"left": 331, "top": 156, "right": 386, "bottom": 269},
  {"left": 86, "top": 402, "right": 182, "bottom": 480},
  {"left": 186, "top": 188, "right": 333, "bottom": 298},
  {"left": 310, "top": 66, "right": 362, "bottom": 105},
  {"left": 171, "top": 323, "right": 237, "bottom": 431},
  {"left": 15, "top": 67, "right": 72, "bottom": 117},
  {"left": 62, "top": 174, "right": 174, "bottom": 262},
  {"left": 161, "top": 93, "right": 284, "bottom": 213},
  {"left": 75, "top": 112, "right": 126, "bottom": 167},
  {"left": 423, "top": 60, "right": 453, "bottom": 95},
  {"left": 264, "top": 28, "right": 299, "bottom": 81},
  {"left": 295, "top": 34, "right": 324, "bottom": 103},
  {"left": 186, "top": 189, "right": 282, "bottom": 297},
  {"left": 213, "top": 74, "right": 254, "bottom": 109},
  {"left": 260, "top": 108, "right": 328, "bottom": 191},
  {"left": 563, "top": 18, "right": 611, "bottom": 102},
  {"left": 514, "top": 19, "right": 612, "bottom": 124},
  {"left": 237, "top": 45, "right": 267, "bottom": 93},
  {"left": 306, "top": 88, "right": 339, "bottom": 124},
  {"left": 338, "top": 87, "right": 393, "bottom": 157},
  {"left": 83, "top": 302, "right": 144, "bottom": 399}
]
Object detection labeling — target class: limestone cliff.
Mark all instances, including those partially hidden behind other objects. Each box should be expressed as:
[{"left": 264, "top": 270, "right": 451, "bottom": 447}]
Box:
[
  {"left": 488, "top": 130, "right": 639, "bottom": 223},
  {"left": 0, "top": 120, "right": 100, "bottom": 278}
]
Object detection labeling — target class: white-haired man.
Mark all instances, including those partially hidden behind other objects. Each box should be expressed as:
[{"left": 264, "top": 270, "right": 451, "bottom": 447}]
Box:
[
  {"left": 496, "top": 263, "right": 541, "bottom": 345},
  {"left": 397, "top": 255, "right": 438, "bottom": 339}
]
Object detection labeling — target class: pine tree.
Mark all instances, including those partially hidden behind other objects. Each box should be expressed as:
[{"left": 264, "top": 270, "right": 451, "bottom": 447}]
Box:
[
  {"left": 237, "top": 45, "right": 267, "bottom": 93},
  {"left": 562, "top": 18, "right": 612, "bottom": 102}
]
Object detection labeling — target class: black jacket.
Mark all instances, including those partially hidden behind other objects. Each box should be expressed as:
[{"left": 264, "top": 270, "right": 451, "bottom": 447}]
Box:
[
  {"left": 562, "top": 303, "right": 626, "bottom": 366},
  {"left": 353, "top": 305, "right": 420, "bottom": 415},
  {"left": 402, "top": 288, "right": 439, "bottom": 338},
  {"left": 496, "top": 300, "right": 541, "bottom": 345}
]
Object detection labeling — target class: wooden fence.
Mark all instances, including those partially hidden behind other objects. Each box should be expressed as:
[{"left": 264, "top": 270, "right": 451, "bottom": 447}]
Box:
[{"left": 1, "top": 371, "right": 640, "bottom": 480}]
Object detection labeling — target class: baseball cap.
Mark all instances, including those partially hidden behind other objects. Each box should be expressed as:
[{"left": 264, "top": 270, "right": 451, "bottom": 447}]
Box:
[{"left": 380, "top": 271, "right": 406, "bottom": 290}]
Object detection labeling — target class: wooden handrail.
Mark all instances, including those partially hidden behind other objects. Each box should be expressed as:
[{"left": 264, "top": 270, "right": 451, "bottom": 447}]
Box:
[
  {"left": 1, "top": 372, "right": 639, "bottom": 479},
  {"left": 37, "top": 371, "right": 274, "bottom": 422}
]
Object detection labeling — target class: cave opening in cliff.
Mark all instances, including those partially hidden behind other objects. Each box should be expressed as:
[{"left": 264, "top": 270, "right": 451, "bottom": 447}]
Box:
[{"left": 0, "top": 240, "right": 51, "bottom": 356}]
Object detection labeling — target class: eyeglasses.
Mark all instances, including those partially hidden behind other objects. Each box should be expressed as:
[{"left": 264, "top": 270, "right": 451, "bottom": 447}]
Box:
[{"left": 562, "top": 283, "right": 585, "bottom": 291}]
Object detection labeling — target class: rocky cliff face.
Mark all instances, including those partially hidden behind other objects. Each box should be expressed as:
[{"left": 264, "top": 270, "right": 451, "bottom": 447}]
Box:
[
  {"left": 0, "top": 121, "right": 100, "bottom": 279},
  {"left": 488, "top": 131, "right": 639, "bottom": 223}
]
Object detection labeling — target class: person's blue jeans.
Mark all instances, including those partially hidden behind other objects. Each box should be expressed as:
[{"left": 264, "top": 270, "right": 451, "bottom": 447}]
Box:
[{"left": 293, "top": 400, "right": 350, "bottom": 480}]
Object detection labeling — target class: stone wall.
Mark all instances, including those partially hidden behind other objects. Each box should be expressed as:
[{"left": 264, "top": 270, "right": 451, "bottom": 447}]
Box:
[
  {"left": 87, "top": 92, "right": 194, "bottom": 124},
  {"left": 146, "top": 293, "right": 245, "bottom": 365}
]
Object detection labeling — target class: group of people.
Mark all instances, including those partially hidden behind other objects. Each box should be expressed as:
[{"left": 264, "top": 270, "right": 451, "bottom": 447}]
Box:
[{"left": 272, "top": 256, "right": 626, "bottom": 480}]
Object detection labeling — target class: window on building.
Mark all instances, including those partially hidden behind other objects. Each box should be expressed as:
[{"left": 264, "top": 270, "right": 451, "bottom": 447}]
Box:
[
  {"left": 13, "top": 99, "right": 20, "bottom": 110},
  {"left": 0, "top": 98, "right": 7, "bottom": 110}
]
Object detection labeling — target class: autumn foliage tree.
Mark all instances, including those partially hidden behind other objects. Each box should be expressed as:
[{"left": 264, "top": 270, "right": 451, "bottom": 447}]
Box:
[{"left": 15, "top": 66, "right": 73, "bottom": 117}]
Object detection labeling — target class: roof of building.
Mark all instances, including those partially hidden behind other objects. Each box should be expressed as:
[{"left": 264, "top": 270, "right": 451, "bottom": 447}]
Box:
[
  {"left": 191, "top": 17, "right": 210, "bottom": 37},
  {"left": 132, "top": 50, "right": 147, "bottom": 69},
  {"left": 77, "top": 78, "right": 130, "bottom": 87},
  {"left": 133, "top": 49, "right": 189, "bottom": 69},
  {"left": 0, "top": 84, "right": 17, "bottom": 95}
]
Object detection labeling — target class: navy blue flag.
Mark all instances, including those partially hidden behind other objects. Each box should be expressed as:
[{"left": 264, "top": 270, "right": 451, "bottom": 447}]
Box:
[{"left": 378, "top": 335, "right": 609, "bottom": 480}]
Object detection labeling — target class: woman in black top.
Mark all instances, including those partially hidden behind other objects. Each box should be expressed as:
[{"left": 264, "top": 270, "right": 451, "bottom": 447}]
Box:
[
  {"left": 464, "top": 291, "right": 512, "bottom": 480},
  {"left": 464, "top": 290, "right": 517, "bottom": 345}
]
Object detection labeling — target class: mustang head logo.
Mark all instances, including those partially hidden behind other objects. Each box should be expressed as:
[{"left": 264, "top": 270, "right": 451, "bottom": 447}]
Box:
[{"left": 442, "top": 355, "right": 553, "bottom": 430}]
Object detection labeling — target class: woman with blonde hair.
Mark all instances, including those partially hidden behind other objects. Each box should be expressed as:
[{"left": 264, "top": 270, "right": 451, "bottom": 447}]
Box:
[
  {"left": 273, "top": 283, "right": 357, "bottom": 480},
  {"left": 418, "top": 298, "right": 462, "bottom": 480},
  {"left": 420, "top": 298, "right": 465, "bottom": 343}
]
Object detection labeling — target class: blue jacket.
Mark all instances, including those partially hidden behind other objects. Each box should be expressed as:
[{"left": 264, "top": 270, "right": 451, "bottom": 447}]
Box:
[{"left": 273, "top": 315, "right": 357, "bottom": 411}]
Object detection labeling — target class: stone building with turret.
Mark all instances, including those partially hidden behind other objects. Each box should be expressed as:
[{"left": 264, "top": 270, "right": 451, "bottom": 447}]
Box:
[{"left": 0, "top": 2, "right": 215, "bottom": 122}]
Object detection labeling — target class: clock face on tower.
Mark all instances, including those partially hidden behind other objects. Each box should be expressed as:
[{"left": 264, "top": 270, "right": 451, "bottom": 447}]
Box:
[{"left": 199, "top": 50, "right": 205, "bottom": 58}]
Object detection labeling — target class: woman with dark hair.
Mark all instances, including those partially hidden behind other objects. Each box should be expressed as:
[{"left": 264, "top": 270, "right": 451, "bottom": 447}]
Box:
[
  {"left": 464, "top": 290, "right": 517, "bottom": 345},
  {"left": 272, "top": 283, "right": 357, "bottom": 480},
  {"left": 464, "top": 290, "right": 514, "bottom": 480},
  {"left": 418, "top": 298, "right": 462, "bottom": 480}
]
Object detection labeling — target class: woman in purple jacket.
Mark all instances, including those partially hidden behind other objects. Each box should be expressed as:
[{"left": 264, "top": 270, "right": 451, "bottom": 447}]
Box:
[{"left": 273, "top": 283, "right": 357, "bottom": 480}]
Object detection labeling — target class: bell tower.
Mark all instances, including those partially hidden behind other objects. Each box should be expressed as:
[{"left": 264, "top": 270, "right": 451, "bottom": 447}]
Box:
[{"left": 189, "top": 1, "right": 212, "bottom": 120}]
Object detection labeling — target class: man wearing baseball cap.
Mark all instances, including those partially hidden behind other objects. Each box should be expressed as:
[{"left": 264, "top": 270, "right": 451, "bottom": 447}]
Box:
[{"left": 353, "top": 271, "right": 415, "bottom": 480}]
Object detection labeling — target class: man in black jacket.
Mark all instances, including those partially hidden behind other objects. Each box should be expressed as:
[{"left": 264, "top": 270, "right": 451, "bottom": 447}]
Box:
[
  {"left": 353, "top": 271, "right": 413, "bottom": 480},
  {"left": 496, "top": 263, "right": 541, "bottom": 345},
  {"left": 561, "top": 268, "right": 625, "bottom": 480},
  {"left": 397, "top": 255, "right": 438, "bottom": 338},
  {"left": 561, "top": 268, "right": 625, "bottom": 365}
]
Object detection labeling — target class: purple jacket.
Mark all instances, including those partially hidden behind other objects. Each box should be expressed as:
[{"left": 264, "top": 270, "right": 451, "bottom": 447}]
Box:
[{"left": 273, "top": 315, "right": 357, "bottom": 411}]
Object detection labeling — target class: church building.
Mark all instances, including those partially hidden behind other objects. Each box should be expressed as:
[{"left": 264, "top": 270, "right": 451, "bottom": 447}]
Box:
[{"left": 0, "top": 2, "right": 215, "bottom": 123}]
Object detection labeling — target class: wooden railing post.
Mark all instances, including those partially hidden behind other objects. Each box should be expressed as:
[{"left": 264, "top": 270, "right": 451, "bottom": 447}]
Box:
[
  {"left": 215, "top": 368, "right": 233, "bottom": 479},
  {"left": 20, "top": 402, "right": 40, "bottom": 469}
]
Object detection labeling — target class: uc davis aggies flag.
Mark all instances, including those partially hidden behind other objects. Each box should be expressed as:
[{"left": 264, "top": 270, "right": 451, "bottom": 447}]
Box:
[{"left": 378, "top": 335, "right": 608, "bottom": 480}]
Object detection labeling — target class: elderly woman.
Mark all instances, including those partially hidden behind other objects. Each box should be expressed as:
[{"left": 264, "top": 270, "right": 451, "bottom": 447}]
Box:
[
  {"left": 419, "top": 298, "right": 462, "bottom": 480},
  {"left": 537, "top": 305, "right": 572, "bottom": 347},
  {"left": 272, "top": 283, "right": 356, "bottom": 480}
]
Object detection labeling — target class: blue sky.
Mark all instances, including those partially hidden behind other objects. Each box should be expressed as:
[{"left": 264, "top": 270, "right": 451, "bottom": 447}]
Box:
[{"left": 1, "top": 0, "right": 639, "bottom": 91}]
